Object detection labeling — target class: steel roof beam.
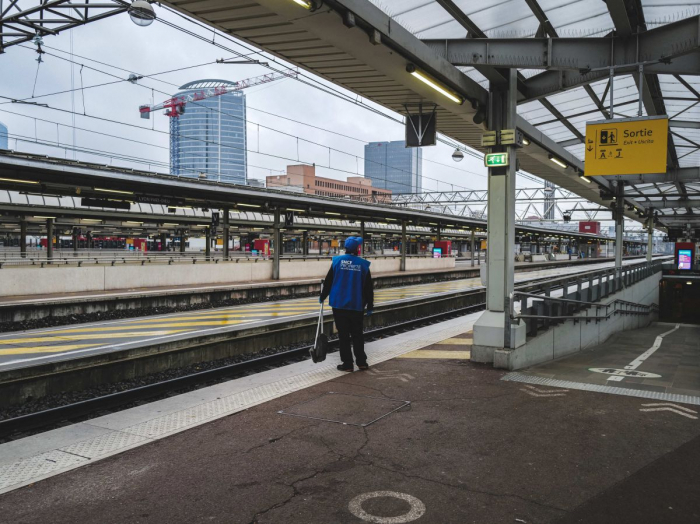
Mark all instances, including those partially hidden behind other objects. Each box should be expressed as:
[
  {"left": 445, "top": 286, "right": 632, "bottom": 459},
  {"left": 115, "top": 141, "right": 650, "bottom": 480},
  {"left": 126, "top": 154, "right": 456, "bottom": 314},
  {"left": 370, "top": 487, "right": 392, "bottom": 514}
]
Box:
[{"left": 422, "top": 15, "right": 700, "bottom": 72}]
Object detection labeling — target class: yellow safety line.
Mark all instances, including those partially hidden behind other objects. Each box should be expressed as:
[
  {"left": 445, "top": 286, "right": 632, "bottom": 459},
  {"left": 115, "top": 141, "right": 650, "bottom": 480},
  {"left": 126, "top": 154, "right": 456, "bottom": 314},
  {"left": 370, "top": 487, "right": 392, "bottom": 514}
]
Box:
[
  {"left": 13, "top": 320, "right": 248, "bottom": 335},
  {"left": 0, "top": 330, "right": 187, "bottom": 345},
  {"left": 0, "top": 344, "right": 98, "bottom": 355},
  {"left": 434, "top": 338, "right": 472, "bottom": 345},
  {"left": 398, "top": 350, "right": 471, "bottom": 359}
]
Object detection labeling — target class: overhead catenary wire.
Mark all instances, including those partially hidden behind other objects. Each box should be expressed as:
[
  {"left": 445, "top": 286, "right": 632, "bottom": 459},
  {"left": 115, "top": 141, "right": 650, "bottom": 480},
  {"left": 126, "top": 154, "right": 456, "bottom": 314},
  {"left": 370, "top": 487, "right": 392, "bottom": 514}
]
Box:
[{"left": 0, "top": 54, "right": 473, "bottom": 194}]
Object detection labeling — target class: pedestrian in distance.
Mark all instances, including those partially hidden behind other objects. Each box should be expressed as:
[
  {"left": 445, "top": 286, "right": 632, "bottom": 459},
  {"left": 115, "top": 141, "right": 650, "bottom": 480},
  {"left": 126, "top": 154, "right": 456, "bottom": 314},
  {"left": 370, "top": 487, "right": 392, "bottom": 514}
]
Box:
[{"left": 320, "top": 236, "right": 374, "bottom": 372}]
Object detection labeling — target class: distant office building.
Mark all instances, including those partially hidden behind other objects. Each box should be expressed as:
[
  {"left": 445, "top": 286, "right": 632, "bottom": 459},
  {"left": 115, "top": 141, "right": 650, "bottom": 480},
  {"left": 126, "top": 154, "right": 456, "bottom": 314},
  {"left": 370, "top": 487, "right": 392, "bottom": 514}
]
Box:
[
  {"left": 0, "top": 121, "right": 8, "bottom": 150},
  {"left": 170, "top": 80, "right": 247, "bottom": 184},
  {"left": 266, "top": 164, "right": 392, "bottom": 200},
  {"left": 364, "top": 140, "right": 422, "bottom": 194},
  {"left": 246, "top": 178, "right": 265, "bottom": 188}
]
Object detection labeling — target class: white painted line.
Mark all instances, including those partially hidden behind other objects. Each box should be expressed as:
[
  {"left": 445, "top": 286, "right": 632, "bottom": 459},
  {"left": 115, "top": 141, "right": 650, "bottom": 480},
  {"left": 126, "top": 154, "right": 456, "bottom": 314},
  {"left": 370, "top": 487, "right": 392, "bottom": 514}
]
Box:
[
  {"left": 641, "top": 403, "right": 698, "bottom": 414},
  {"left": 639, "top": 407, "right": 698, "bottom": 420},
  {"left": 348, "top": 491, "right": 426, "bottom": 523}
]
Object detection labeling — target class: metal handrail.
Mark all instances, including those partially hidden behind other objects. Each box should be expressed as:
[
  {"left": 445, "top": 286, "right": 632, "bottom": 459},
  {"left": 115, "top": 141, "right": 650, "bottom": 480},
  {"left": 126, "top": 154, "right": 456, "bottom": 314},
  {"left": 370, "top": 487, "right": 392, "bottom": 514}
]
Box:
[{"left": 510, "top": 259, "right": 664, "bottom": 337}]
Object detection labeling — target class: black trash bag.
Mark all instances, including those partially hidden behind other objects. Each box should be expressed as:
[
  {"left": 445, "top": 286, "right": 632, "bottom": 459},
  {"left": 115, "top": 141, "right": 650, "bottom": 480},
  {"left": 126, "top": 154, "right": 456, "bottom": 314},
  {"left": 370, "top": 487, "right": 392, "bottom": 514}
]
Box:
[{"left": 310, "top": 302, "right": 328, "bottom": 363}]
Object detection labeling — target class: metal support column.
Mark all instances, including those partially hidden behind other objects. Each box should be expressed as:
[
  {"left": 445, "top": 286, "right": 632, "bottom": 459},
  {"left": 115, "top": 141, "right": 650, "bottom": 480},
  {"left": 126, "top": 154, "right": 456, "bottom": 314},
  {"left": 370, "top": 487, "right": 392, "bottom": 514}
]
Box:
[
  {"left": 222, "top": 208, "right": 230, "bottom": 259},
  {"left": 360, "top": 221, "right": 366, "bottom": 255},
  {"left": 470, "top": 231, "right": 475, "bottom": 267},
  {"left": 273, "top": 208, "right": 281, "bottom": 280},
  {"left": 473, "top": 69, "right": 524, "bottom": 361},
  {"left": 20, "top": 218, "right": 27, "bottom": 258},
  {"left": 302, "top": 230, "right": 309, "bottom": 256},
  {"left": 73, "top": 229, "right": 78, "bottom": 253},
  {"left": 46, "top": 218, "right": 54, "bottom": 261},
  {"left": 436, "top": 227, "right": 442, "bottom": 242},
  {"left": 180, "top": 230, "right": 186, "bottom": 253},
  {"left": 646, "top": 215, "right": 654, "bottom": 263},
  {"left": 87, "top": 231, "right": 92, "bottom": 250},
  {"left": 615, "top": 182, "right": 624, "bottom": 279},
  {"left": 205, "top": 228, "right": 211, "bottom": 260},
  {"left": 400, "top": 220, "right": 407, "bottom": 272},
  {"left": 160, "top": 233, "right": 167, "bottom": 252}
]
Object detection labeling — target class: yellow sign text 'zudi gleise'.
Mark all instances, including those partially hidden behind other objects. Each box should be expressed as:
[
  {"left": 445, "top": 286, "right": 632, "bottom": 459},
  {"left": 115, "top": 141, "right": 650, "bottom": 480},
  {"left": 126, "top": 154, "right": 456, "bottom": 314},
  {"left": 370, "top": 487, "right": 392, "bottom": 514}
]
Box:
[{"left": 584, "top": 116, "right": 668, "bottom": 176}]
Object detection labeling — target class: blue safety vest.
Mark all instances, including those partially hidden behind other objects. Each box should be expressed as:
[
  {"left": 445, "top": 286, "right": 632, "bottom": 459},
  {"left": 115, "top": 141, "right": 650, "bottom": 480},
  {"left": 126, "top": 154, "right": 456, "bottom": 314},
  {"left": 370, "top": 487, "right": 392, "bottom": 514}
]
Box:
[{"left": 329, "top": 254, "right": 371, "bottom": 311}]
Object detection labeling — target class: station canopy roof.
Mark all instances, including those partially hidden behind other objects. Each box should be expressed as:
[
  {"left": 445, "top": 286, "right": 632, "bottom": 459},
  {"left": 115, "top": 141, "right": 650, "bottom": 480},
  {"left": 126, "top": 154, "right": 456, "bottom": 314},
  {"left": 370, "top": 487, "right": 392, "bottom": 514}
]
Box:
[
  {"left": 0, "top": 150, "right": 627, "bottom": 243},
  {"left": 162, "top": 0, "right": 700, "bottom": 231}
]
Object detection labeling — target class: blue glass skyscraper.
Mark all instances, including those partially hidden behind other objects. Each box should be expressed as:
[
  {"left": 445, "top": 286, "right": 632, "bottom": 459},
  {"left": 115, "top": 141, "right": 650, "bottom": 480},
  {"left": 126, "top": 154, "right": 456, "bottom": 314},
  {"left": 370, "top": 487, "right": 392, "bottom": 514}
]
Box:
[
  {"left": 170, "top": 80, "right": 247, "bottom": 184},
  {"left": 0, "top": 121, "right": 8, "bottom": 150},
  {"left": 364, "top": 140, "right": 422, "bottom": 194}
]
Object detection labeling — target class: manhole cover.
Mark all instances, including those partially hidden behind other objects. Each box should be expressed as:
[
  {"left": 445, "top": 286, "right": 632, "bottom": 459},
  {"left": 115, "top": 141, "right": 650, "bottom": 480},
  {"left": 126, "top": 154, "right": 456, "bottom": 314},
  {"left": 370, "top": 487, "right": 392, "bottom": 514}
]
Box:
[{"left": 278, "top": 392, "right": 410, "bottom": 427}]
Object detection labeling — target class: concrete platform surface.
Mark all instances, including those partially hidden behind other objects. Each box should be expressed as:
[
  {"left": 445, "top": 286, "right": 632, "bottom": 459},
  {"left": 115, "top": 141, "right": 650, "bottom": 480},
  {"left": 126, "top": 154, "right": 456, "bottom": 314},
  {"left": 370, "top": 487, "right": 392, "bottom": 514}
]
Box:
[
  {"left": 1, "top": 320, "right": 698, "bottom": 523},
  {"left": 508, "top": 323, "right": 700, "bottom": 403}
]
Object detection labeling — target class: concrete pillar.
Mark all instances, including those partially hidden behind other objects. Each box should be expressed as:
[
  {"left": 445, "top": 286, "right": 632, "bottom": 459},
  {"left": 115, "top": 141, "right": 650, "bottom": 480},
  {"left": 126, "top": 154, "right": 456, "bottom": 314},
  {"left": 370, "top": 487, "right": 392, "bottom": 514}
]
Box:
[
  {"left": 646, "top": 215, "right": 654, "bottom": 262},
  {"left": 302, "top": 230, "right": 309, "bottom": 256},
  {"left": 273, "top": 207, "right": 281, "bottom": 280},
  {"left": 400, "top": 220, "right": 407, "bottom": 271},
  {"left": 46, "top": 218, "right": 54, "bottom": 261},
  {"left": 20, "top": 218, "right": 27, "bottom": 258},
  {"left": 473, "top": 69, "right": 525, "bottom": 363},
  {"left": 205, "top": 228, "right": 211, "bottom": 259},
  {"left": 222, "top": 208, "right": 230, "bottom": 258}
]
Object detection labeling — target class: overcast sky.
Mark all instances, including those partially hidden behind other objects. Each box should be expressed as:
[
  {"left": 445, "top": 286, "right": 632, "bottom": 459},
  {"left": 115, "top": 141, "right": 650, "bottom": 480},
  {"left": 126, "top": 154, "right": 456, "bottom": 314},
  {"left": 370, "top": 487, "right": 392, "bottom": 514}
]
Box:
[{"left": 0, "top": 5, "right": 644, "bottom": 228}]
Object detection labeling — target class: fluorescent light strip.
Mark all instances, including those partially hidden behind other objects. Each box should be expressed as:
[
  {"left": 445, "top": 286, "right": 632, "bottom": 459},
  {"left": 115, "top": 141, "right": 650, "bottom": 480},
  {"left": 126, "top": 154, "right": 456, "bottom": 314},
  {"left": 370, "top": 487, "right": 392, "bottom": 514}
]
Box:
[
  {"left": 580, "top": 176, "right": 591, "bottom": 183},
  {"left": 326, "top": 212, "right": 341, "bottom": 216},
  {"left": 237, "top": 203, "right": 260, "bottom": 208},
  {"left": 549, "top": 156, "right": 567, "bottom": 169},
  {"left": 292, "top": 0, "right": 312, "bottom": 8},
  {"left": 0, "top": 177, "right": 39, "bottom": 185},
  {"left": 94, "top": 188, "right": 134, "bottom": 195},
  {"left": 410, "top": 70, "right": 463, "bottom": 104},
  {"left": 34, "top": 216, "right": 56, "bottom": 219}
]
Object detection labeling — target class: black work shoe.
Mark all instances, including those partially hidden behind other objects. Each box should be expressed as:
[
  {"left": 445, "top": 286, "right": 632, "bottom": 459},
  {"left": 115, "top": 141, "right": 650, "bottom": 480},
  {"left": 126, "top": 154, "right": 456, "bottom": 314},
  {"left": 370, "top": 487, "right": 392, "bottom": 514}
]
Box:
[
  {"left": 337, "top": 364, "right": 354, "bottom": 372},
  {"left": 357, "top": 363, "right": 369, "bottom": 371}
]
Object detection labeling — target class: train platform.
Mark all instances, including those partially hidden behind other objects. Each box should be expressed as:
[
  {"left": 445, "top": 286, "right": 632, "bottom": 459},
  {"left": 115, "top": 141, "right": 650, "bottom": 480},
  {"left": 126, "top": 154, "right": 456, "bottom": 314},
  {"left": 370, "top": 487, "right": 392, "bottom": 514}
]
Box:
[
  {"left": 0, "top": 257, "right": 653, "bottom": 371},
  {"left": 1, "top": 256, "right": 647, "bottom": 310},
  {"left": 1, "top": 315, "right": 698, "bottom": 523}
]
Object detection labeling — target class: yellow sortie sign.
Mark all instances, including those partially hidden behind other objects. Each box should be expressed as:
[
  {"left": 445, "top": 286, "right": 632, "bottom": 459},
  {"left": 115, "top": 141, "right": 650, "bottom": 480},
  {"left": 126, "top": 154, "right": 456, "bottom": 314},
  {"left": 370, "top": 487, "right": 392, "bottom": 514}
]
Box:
[{"left": 584, "top": 116, "right": 668, "bottom": 176}]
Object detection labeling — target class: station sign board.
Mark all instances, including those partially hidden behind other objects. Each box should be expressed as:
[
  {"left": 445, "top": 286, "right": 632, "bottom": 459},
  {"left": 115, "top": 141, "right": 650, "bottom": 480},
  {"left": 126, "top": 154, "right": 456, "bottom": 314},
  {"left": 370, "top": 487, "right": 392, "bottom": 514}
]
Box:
[
  {"left": 584, "top": 116, "right": 668, "bottom": 176},
  {"left": 484, "top": 152, "right": 509, "bottom": 168}
]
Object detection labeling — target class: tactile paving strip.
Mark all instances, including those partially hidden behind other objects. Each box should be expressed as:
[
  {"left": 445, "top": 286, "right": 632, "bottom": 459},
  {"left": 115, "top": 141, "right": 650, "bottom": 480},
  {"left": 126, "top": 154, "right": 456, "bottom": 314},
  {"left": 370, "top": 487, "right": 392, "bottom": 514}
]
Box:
[
  {"left": 0, "top": 316, "right": 475, "bottom": 494},
  {"left": 503, "top": 372, "right": 700, "bottom": 406}
]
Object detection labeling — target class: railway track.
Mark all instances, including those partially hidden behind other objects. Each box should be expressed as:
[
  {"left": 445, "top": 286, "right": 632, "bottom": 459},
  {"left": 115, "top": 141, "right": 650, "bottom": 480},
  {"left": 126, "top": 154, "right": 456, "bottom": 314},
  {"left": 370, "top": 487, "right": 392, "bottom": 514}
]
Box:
[{"left": 0, "top": 301, "right": 486, "bottom": 440}]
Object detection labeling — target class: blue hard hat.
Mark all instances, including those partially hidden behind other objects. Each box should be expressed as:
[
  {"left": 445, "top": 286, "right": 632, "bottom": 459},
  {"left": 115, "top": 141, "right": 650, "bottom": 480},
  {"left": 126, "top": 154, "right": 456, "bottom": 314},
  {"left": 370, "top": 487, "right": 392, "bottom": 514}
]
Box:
[{"left": 345, "top": 236, "right": 363, "bottom": 252}]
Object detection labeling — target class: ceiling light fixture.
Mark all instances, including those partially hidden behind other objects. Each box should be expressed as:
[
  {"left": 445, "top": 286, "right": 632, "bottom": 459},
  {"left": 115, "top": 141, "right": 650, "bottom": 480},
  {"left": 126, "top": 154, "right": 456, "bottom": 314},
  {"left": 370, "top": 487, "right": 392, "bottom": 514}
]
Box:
[
  {"left": 128, "top": 0, "right": 156, "bottom": 27},
  {"left": 548, "top": 155, "right": 567, "bottom": 169},
  {"left": 0, "top": 177, "right": 39, "bottom": 185},
  {"left": 406, "top": 64, "right": 464, "bottom": 104},
  {"left": 95, "top": 188, "right": 134, "bottom": 195}
]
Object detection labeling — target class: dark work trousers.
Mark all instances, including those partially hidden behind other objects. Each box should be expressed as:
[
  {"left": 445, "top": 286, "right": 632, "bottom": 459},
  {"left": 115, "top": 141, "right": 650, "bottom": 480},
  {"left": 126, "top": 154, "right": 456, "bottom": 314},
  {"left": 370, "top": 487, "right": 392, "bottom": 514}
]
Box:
[{"left": 332, "top": 308, "right": 367, "bottom": 366}]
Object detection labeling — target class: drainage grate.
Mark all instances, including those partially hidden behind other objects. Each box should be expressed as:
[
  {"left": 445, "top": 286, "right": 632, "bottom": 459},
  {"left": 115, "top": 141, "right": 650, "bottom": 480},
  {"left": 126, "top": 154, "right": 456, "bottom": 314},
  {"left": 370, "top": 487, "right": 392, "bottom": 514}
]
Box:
[
  {"left": 278, "top": 392, "right": 411, "bottom": 427},
  {"left": 503, "top": 372, "right": 700, "bottom": 406}
]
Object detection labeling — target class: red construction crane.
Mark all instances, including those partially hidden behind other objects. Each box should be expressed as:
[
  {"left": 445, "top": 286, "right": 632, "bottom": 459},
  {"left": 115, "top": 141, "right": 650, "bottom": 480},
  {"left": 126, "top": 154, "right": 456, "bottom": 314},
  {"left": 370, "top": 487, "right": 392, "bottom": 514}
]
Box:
[{"left": 138, "top": 71, "right": 297, "bottom": 119}]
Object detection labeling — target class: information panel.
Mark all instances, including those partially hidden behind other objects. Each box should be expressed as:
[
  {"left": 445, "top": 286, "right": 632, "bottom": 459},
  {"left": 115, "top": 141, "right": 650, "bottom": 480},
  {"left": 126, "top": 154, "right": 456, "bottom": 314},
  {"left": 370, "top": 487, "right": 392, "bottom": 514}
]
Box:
[
  {"left": 584, "top": 116, "right": 668, "bottom": 176},
  {"left": 678, "top": 250, "right": 693, "bottom": 270}
]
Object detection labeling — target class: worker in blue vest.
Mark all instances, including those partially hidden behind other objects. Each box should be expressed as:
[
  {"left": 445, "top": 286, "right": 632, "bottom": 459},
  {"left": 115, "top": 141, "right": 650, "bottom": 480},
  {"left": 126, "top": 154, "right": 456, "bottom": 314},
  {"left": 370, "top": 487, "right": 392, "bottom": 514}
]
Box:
[{"left": 320, "top": 236, "right": 374, "bottom": 372}]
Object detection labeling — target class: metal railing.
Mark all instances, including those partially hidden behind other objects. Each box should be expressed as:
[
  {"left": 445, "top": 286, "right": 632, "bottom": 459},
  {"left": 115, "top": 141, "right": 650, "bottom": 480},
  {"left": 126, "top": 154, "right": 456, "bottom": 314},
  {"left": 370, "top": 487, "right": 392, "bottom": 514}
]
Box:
[
  {"left": 510, "top": 259, "right": 664, "bottom": 337},
  {"left": 0, "top": 252, "right": 438, "bottom": 269}
]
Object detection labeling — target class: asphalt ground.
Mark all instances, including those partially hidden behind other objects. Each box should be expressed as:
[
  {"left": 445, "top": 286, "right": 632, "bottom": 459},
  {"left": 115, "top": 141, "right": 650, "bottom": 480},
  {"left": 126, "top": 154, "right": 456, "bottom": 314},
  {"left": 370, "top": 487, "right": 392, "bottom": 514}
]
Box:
[
  {"left": 1, "top": 340, "right": 698, "bottom": 523},
  {"left": 0, "top": 258, "right": 647, "bottom": 371}
]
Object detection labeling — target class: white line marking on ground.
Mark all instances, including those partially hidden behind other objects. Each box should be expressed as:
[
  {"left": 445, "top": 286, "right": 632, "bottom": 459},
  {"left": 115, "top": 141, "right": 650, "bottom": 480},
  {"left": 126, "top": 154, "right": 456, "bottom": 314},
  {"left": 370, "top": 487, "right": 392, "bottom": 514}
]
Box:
[
  {"left": 348, "top": 491, "right": 426, "bottom": 523},
  {"left": 639, "top": 407, "right": 698, "bottom": 420},
  {"left": 520, "top": 385, "right": 568, "bottom": 398}
]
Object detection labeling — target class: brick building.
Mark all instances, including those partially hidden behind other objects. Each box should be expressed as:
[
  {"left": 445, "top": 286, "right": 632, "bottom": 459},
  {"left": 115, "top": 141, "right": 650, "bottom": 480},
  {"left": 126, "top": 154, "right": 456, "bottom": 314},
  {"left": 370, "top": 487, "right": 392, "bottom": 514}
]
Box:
[{"left": 266, "top": 165, "right": 392, "bottom": 201}]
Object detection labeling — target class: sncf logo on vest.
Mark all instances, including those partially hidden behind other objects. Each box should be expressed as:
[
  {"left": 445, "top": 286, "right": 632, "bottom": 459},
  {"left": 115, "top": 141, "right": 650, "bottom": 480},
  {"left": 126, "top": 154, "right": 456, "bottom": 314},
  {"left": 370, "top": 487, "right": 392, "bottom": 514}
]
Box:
[{"left": 340, "top": 259, "right": 362, "bottom": 272}]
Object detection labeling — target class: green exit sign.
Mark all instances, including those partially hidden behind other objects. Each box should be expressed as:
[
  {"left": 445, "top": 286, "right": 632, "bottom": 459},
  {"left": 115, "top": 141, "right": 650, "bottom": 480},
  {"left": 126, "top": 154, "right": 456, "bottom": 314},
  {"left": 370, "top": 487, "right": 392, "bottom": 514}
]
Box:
[{"left": 484, "top": 153, "right": 509, "bottom": 167}]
